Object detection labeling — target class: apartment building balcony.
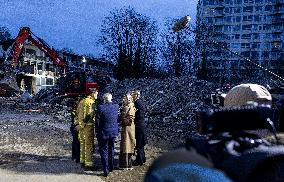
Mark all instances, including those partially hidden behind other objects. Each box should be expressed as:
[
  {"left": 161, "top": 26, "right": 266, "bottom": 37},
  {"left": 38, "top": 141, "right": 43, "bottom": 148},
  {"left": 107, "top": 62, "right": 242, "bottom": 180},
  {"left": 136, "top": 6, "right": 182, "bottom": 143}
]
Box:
[
  {"left": 215, "top": 5, "right": 225, "bottom": 9},
  {"left": 272, "top": 17, "right": 284, "bottom": 24},
  {"left": 275, "top": 0, "right": 284, "bottom": 5},
  {"left": 214, "top": 13, "right": 225, "bottom": 17},
  {"left": 270, "top": 11, "right": 283, "bottom": 16},
  {"left": 214, "top": 21, "right": 225, "bottom": 25}
]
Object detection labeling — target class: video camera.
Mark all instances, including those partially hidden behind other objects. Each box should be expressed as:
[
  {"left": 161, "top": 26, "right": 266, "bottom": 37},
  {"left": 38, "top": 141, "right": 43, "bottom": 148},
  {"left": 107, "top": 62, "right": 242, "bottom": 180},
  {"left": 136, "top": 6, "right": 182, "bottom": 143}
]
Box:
[
  {"left": 210, "top": 85, "right": 233, "bottom": 107},
  {"left": 197, "top": 104, "right": 275, "bottom": 135},
  {"left": 187, "top": 104, "right": 284, "bottom": 182}
]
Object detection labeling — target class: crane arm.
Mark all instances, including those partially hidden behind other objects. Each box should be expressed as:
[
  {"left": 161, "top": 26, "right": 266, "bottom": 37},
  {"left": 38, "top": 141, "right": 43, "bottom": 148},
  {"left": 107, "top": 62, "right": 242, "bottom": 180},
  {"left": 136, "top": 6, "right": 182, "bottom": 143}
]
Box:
[
  {"left": 11, "top": 27, "right": 30, "bottom": 67},
  {"left": 11, "top": 27, "right": 65, "bottom": 68},
  {"left": 28, "top": 37, "right": 65, "bottom": 67}
]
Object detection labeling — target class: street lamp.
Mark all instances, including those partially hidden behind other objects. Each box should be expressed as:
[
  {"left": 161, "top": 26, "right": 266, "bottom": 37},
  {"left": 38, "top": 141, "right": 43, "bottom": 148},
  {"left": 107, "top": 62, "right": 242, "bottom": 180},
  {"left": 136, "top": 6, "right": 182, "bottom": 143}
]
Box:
[
  {"left": 173, "top": 16, "right": 284, "bottom": 82},
  {"left": 82, "top": 56, "right": 87, "bottom": 72}
]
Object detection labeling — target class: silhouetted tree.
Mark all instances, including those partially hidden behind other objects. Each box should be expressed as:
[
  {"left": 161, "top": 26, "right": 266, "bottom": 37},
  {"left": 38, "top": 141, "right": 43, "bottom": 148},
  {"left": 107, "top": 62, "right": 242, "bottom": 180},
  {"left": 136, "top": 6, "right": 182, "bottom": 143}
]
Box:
[
  {"left": 0, "top": 27, "right": 12, "bottom": 68},
  {"left": 99, "top": 7, "right": 158, "bottom": 80},
  {"left": 160, "top": 18, "right": 194, "bottom": 77}
]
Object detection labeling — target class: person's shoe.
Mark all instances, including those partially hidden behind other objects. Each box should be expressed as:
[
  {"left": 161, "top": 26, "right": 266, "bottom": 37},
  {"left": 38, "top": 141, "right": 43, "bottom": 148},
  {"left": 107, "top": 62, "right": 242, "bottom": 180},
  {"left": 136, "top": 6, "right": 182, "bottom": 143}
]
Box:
[
  {"left": 133, "top": 160, "right": 143, "bottom": 166},
  {"left": 84, "top": 166, "right": 94, "bottom": 171},
  {"left": 103, "top": 171, "right": 109, "bottom": 177},
  {"left": 126, "top": 167, "right": 134, "bottom": 170}
]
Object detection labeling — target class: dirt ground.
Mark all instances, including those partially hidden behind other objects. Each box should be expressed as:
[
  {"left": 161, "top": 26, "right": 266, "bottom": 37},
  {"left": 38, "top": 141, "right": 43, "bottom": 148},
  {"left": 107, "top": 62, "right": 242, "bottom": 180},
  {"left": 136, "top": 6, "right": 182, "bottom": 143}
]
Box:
[{"left": 0, "top": 99, "right": 171, "bottom": 182}]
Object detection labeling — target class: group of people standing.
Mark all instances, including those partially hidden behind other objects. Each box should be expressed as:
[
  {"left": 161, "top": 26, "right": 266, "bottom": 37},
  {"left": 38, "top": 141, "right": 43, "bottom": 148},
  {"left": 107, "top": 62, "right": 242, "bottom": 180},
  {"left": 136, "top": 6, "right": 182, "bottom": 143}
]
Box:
[{"left": 69, "top": 88, "right": 147, "bottom": 177}]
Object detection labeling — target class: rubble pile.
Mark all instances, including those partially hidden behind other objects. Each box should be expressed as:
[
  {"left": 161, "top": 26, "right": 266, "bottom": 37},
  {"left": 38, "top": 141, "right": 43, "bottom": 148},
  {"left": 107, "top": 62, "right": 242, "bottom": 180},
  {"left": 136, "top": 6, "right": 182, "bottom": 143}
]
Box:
[
  {"left": 0, "top": 83, "right": 19, "bottom": 97},
  {"left": 47, "top": 104, "right": 72, "bottom": 122},
  {"left": 106, "top": 76, "right": 217, "bottom": 148},
  {"left": 1, "top": 76, "right": 217, "bottom": 149},
  {"left": 0, "top": 74, "right": 20, "bottom": 96}
]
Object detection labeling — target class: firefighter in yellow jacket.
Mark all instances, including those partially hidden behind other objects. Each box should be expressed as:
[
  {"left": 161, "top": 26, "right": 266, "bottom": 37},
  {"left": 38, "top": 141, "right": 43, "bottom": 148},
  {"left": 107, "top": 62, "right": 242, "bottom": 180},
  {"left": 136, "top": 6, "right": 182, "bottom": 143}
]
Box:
[{"left": 74, "top": 88, "right": 98, "bottom": 170}]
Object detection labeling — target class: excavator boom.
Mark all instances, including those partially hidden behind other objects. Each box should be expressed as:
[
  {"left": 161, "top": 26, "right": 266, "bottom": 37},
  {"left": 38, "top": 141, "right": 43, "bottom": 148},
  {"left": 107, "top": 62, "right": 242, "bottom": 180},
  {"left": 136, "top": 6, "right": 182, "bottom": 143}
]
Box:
[{"left": 11, "top": 27, "right": 65, "bottom": 68}]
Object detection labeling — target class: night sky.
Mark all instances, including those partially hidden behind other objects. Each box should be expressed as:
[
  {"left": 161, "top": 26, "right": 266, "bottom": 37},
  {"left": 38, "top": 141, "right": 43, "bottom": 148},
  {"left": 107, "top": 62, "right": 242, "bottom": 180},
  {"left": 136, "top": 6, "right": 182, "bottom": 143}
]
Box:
[{"left": 0, "top": 0, "right": 197, "bottom": 56}]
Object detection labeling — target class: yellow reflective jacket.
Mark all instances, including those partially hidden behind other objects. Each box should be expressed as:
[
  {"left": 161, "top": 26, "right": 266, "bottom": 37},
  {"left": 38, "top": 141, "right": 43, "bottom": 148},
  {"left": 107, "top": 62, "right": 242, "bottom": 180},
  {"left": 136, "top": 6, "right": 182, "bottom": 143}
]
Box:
[{"left": 75, "top": 96, "right": 96, "bottom": 128}]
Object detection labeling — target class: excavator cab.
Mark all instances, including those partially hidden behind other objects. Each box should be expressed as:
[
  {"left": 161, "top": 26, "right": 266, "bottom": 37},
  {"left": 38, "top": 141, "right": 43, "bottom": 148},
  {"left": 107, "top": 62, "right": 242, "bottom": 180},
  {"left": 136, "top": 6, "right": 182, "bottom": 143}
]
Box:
[{"left": 58, "top": 71, "right": 99, "bottom": 97}]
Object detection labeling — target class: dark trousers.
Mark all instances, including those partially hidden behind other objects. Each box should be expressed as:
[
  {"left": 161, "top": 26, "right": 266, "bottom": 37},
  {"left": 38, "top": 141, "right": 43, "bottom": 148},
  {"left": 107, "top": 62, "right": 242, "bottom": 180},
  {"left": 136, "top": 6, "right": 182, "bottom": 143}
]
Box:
[
  {"left": 135, "top": 147, "right": 146, "bottom": 165},
  {"left": 98, "top": 137, "right": 115, "bottom": 174},
  {"left": 119, "top": 153, "right": 133, "bottom": 168},
  {"left": 71, "top": 129, "right": 80, "bottom": 162}
]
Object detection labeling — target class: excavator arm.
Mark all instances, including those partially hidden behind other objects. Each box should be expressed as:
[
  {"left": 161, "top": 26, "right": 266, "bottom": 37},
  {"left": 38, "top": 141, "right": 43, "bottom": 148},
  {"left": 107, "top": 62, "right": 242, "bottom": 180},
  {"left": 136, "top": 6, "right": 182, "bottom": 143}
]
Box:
[{"left": 11, "top": 27, "right": 65, "bottom": 68}]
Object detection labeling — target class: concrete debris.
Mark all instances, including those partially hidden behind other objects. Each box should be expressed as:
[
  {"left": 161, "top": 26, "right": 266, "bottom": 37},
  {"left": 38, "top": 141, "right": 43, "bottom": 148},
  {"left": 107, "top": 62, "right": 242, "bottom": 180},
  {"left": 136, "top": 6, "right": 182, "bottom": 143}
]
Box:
[
  {"left": 2, "top": 76, "right": 282, "bottom": 181},
  {"left": 0, "top": 83, "right": 19, "bottom": 97},
  {"left": 0, "top": 75, "right": 20, "bottom": 91},
  {"left": 20, "top": 91, "right": 33, "bottom": 103},
  {"left": 105, "top": 76, "right": 217, "bottom": 147},
  {"left": 1, "top": 76, "right": 216, "bottom": 148},
  {"left": 23, "top": 109, "right": 43, "bottom": 112}
]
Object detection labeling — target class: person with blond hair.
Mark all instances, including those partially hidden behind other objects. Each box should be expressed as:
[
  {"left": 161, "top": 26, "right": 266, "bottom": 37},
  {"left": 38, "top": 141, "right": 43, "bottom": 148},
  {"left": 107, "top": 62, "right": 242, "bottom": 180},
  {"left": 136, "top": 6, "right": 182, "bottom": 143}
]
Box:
[{"left": 119, "top": 94, "right": 137, "bottom": 170}]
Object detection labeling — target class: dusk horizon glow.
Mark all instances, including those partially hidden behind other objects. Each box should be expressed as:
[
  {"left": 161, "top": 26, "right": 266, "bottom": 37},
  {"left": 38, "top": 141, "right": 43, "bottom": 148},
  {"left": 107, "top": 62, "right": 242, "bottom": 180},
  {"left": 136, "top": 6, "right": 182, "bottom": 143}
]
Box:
[{"left": 0, "top": 0, "right": 197, "bottom": 57}]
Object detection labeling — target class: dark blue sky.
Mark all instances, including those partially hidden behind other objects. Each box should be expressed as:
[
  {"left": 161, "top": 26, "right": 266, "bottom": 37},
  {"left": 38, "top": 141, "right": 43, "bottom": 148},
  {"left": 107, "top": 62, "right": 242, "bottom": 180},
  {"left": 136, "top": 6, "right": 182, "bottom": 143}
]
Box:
[{"left": 0, "top": 0, "right": 197, "bottom": 56}]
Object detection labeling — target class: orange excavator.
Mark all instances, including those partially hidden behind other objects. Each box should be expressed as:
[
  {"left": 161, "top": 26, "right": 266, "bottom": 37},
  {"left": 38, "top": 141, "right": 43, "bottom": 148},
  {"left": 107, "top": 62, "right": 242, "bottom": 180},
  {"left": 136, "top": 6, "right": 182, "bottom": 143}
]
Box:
[{"left": 2, "top": 27, "right": 99, "bottom": 99}]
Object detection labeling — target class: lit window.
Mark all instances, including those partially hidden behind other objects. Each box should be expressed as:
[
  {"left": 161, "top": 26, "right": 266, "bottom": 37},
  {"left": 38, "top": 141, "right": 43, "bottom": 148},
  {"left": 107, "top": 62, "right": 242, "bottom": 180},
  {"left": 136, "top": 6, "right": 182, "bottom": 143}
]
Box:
[{"left": 36, "top": 78, "right": 41, "bottom": 86}]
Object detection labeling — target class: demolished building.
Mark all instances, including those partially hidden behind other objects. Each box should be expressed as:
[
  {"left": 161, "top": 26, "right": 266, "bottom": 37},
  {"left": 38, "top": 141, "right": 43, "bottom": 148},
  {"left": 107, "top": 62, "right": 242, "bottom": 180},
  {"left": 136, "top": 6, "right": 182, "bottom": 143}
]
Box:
[{"left": 2, "top": 43, "right": 113, "bottom": 96}]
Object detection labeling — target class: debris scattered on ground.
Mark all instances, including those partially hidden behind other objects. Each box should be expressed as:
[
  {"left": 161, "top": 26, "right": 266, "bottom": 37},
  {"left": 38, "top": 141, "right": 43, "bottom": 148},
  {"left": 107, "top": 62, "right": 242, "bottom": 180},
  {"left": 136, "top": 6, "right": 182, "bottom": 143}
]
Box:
[
  {"left": 0, "top": 83, "right": 19, "bottom": 97},
  {"left": 1, "top": 75, "right": 284, "bottom": 182},
  {"left": 20, "top": 91, "right": 33, "bottom": 103},
  {"left": 105, "top": 76, "right": 217, "bottom": 148}
]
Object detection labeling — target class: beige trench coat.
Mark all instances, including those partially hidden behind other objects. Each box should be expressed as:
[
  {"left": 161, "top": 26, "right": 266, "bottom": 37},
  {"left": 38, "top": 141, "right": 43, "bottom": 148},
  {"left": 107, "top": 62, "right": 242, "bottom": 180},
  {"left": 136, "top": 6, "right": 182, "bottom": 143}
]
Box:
[{"left": 120, "top": 103, "right": 136, "bottom": 154}]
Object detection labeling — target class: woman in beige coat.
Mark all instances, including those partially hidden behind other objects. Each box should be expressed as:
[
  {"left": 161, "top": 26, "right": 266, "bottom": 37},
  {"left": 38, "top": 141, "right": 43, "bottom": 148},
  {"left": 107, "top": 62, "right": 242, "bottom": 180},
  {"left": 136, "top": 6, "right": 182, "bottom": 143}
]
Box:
[{"left": 119, "top": 94, "right": 137, "bottom": 170}]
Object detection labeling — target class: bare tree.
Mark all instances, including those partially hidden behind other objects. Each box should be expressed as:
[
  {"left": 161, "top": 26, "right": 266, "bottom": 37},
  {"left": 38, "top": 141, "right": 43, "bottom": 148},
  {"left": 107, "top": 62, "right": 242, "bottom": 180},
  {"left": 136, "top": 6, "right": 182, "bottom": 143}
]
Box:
[
  {"left": 160, "top": 18, "right": 194, "bottom": 77},
  {"left": 0, "top": 27, "right": 12, "bottom": 70},
  {"left": 99, "top": 7, "right": 158, "bottom": 80}
]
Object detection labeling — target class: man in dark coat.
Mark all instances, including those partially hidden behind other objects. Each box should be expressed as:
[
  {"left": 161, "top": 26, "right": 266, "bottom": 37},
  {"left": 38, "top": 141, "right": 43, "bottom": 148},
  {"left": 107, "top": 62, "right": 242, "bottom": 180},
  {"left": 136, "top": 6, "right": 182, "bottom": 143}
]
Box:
[
  {"left": 132, "top": 90, "right": 147, "bottom": 166},
  {"left": 69, "top": 97, "right": 81, "bottom": 163},
  {"left": 95, "top": 93, "right": 119, "bottom": 177}
]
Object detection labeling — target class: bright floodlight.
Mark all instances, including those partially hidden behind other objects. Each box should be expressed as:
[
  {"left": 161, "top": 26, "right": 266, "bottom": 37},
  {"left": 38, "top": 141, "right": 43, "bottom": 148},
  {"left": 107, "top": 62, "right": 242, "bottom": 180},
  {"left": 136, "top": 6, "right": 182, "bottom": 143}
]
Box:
[
  {"left": 82, "top": 56, "right": 86, "bottom": 63},
  {"left": 173, "top": 16, "right": 191, "bottom": 32}
]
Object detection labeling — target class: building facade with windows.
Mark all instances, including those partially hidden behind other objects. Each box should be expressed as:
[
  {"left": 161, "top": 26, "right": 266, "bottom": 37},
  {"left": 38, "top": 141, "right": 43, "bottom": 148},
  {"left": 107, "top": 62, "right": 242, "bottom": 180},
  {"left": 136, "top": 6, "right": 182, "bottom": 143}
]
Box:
[
  {"left": 17, "top": 43, "right": 113, "bottom": 95},
  {"left": 196, "top": 0, "right": 284, "bottom": 80}
]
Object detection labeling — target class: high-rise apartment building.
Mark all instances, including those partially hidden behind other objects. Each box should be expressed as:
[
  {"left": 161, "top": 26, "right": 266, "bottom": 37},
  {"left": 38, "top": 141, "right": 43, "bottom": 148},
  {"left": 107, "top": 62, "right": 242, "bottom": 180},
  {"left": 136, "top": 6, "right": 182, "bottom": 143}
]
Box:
[{"left": 196, "top": 0, "right": 284, "bottom": 79}]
